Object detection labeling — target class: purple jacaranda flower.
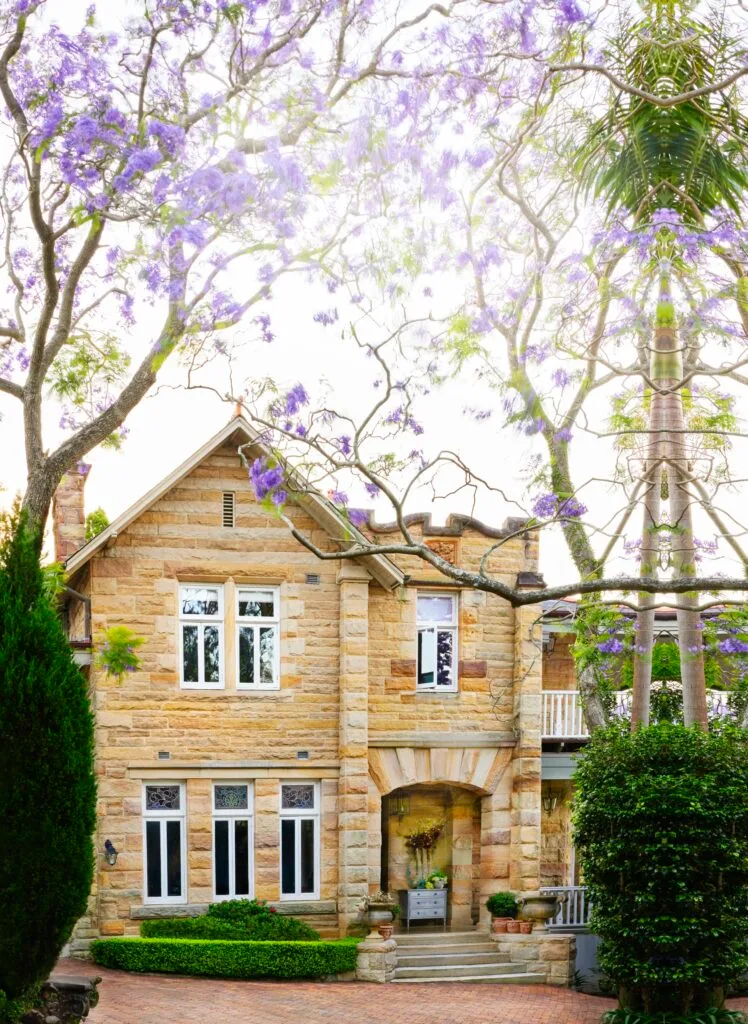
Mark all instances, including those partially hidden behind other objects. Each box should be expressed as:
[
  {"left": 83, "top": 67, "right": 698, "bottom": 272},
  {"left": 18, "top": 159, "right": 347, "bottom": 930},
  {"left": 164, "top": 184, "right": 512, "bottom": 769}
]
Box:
[
  {"left": 364, "top": 482, "right": 380, "bottom": 498},
  {"left": 329, "top": 489, "right": 349, "bottom": 506},
  {"left": 313, "top": 309, "right": 338, "bottom": 326},
  {"left": 719, "top": 638, "right": 748, "bottom": 654},
  {"left": 284, "top": 384, "right": 309, "bottom": 416},
  {"left": 349, "top": 508, "right": 368, "bottom": 527},
  {"left": 249, "top": 457, "right": 284, "bottom": 500},
  {"left": 597, "top": 638, "right": 624, "bottom": 654}
]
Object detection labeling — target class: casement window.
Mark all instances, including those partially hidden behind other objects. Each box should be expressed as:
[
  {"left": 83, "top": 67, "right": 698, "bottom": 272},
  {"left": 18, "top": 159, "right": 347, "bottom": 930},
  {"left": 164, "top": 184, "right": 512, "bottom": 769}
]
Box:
[
  {"left": 279, "top": 782, "right": 319, "bottom": 900},
  {"left": 213, "top": 783, "right": 253, "bottom": 901},
  {"left": 416, "top": 592, "right": 458, "bottom": 690},
  {"left": 179, "top": 584, "right": 224, "bottom": 689},
  {"left": 143, "top": 784, "right": 186, "bottom": 905},
  {"left": 237, "top": 587, "right": 279, "bottom": 690}
]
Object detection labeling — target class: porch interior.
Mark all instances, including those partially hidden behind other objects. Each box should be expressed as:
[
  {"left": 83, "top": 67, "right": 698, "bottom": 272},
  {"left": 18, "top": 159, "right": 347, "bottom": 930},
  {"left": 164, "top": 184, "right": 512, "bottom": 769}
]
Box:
[{"left": 380, "top": 783, "right": 482, "bottom": 931}]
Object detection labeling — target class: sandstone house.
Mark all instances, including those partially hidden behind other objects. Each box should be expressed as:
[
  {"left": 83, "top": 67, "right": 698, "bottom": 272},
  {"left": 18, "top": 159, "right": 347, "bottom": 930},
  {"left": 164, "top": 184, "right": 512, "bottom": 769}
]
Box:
[{"left": 57, "top": 414, "right": 583, "bottom": 951}]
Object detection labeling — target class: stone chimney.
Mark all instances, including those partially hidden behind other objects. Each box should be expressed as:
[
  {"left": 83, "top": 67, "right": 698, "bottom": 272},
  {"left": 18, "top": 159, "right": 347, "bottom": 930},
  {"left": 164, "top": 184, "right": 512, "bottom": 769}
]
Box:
[{"left": 52, "top": 462, "right": 91, "bottom": 562}]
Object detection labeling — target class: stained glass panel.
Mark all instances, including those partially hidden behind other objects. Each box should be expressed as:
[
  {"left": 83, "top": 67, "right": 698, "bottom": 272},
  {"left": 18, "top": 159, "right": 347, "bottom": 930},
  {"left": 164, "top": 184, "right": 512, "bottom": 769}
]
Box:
[
  {"left": 281, "top": 784, "right": 315, "bottom": 810},
  {"left": 145, "top": 785, "right": 181, "bottom": 812},
  {"left": 215, "top": 784, "right": 249, "bottom": 811}
]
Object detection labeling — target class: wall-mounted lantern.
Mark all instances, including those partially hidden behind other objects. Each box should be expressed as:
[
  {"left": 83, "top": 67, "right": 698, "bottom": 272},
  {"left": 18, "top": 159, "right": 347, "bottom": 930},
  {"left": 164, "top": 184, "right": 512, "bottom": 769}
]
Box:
[
  {"left": 388, "top": 794, "right": 410, "bottom": 818},
  {"left": 104, "top": 839, "right": 119, "bottom": 866},
  {"left": 541, "top": 783, "right": 560, "bottom": 815}
]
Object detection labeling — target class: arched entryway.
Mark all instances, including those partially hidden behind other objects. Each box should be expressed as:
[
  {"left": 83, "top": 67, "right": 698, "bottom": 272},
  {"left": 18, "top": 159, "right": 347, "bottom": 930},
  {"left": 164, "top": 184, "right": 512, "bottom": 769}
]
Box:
[{"left": 380, "top": 783, "right": 482, "bottom": 928}]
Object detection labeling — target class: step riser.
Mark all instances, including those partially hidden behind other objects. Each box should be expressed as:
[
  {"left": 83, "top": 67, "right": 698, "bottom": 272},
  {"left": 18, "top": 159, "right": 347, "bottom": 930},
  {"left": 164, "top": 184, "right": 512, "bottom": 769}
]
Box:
[
  {"left": 396, "top": 933, "right": 489, "bottom": 946},
  {"left": 398, "top": 953, "right": 508, "bottom": 967},
  {"left": 396, "top": 944, "right": 496, "bottom": 955},
  {"left": 395, "top": 964, "right": 526, "bottom": 980},
  {"left": 392, "top": 973, "right": 547, "bottom": 985}
]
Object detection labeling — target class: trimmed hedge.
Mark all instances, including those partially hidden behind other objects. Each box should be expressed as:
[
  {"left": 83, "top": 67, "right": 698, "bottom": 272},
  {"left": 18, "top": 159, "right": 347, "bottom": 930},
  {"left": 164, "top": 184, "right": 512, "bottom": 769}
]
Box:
[
  {"left": 141, "top": 907, "right": 319, "bottom": 942},
  {"left": 91, "top": 937, "right": 359, "bottom": 980}
]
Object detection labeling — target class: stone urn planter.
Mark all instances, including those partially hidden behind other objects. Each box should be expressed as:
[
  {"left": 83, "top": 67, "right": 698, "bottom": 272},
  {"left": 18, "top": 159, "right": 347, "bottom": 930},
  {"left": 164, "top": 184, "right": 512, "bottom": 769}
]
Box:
[
  {"left": 21, "top": 976, "right": 101, "bottom": 1024},
  {"left": 363, "top": 892, "right": 397, "bottom": 939},
  {"left": 517, "top": 892, "right": 565, "bottom": 931}
]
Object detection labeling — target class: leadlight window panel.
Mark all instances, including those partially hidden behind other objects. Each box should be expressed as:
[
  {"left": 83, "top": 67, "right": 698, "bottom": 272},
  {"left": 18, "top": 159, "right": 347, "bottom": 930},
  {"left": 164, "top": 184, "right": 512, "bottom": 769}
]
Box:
[
  {"left": 417, "top": 592, "right": 458, "bottom": 690},
  {"left": 145, "top": 785, "right": 181, "bottom": 813},
  {"left": 281, "top": 783, "right": 315, "bottom": 811},
  {"left": 214, "top": 784, "right": 250, "bottom": 812},
  {"left": 237, "top": 588, "right": 279, "bottom": 690}
]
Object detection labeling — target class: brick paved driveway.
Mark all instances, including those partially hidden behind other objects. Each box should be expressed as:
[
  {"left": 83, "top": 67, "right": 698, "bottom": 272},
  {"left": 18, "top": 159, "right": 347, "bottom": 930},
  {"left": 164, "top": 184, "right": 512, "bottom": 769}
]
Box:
[{"left": 58, "top": 959, "right": 748, "bottom": 1024}]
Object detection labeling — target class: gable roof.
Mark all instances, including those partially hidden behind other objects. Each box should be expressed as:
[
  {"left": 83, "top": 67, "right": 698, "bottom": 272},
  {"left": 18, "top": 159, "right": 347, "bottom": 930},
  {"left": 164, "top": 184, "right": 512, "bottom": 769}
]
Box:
[{"left": 64, "top": 414, "right": 405, "bottom": 591}]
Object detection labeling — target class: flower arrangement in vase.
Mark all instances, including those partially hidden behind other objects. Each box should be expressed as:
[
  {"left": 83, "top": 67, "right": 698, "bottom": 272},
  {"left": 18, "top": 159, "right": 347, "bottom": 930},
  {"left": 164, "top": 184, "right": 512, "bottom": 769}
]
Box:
[{"left": 403, "top": 818, "right": 446, "bottom": 883}]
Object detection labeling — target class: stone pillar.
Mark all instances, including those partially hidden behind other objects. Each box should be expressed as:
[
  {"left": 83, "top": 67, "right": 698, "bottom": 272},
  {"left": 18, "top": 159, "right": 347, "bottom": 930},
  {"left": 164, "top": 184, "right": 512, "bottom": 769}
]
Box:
[
  {"left": 490, "top": 931, "right": 576, "bottom": 987},
  {"left": 254, "top": 778, "right": 280, "bottom": 902},
  {"left": 187, "top": 778, "right": 212, "bottom": 905},
  {"left": 478, "top": 751, "right": 513, "bottom": 929},
  {"left": 451, "top": 791, "right": 475, "bottom": 928},
  {"left": 337, "top": 564, "right": 371, "bottom": 934},
  {"left": 356, "top": 935, "right": 397, "bottom": 983},
  {"left": 511, "top": 598, "right": 543, "bottom": 894},
  {"left": 52, "top": 461, "right": 90, "bottom": 561},
  {"left": 368, "top": 777, "right": 383, "bottom": 891}
]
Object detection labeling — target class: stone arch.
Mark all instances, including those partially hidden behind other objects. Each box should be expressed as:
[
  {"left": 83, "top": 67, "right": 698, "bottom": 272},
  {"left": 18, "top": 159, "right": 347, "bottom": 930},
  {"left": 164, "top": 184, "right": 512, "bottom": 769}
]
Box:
[{"left": 368, "top": 745, "right": 511, "bottom": 796}]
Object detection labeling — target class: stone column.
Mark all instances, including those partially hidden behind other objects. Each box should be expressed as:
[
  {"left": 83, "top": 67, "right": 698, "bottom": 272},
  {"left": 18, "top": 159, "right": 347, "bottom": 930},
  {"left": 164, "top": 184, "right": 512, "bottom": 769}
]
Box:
[
  {"left": 187, "top": 778, "right": 212, "bottom": 905},
  {"left": 337, "top": 563, "right": 372, "bottom": 934},
  {"left": 510, "top": 597, "right": 543, "bottom": 894},
  {"left": 254, "top": 778, "right": 280, "bottom": 902},
  {"left": 451, "top": 791, "right": 476, "bottom": 928},
  {"left": 478, "top": 751, "right": 513, "bottom": 929}
]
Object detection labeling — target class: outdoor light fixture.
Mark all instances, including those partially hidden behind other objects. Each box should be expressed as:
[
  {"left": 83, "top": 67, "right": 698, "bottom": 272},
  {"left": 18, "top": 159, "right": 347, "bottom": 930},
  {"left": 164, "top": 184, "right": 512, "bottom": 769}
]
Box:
[
  {"left": 104, "top": 840, "right": 119, "bottom": 866},
  {"left": 389, "top": 794, "right": 410, "bottom": 818},
  {"left": 541, "top": 784, "right": 559, "bottom": 815}
]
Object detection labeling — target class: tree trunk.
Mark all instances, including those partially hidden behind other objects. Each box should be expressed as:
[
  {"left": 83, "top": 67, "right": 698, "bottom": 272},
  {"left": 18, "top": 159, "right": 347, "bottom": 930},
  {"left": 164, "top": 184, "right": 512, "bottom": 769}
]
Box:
[
  {"left": 578, "top": 662, "right": 609, "bottom": 731},
  {"left": 653, "top": 271, "right": 708, "bottom": 729},
  {"left": 19, "top": 463, "right": 58, "bottom": 552}
]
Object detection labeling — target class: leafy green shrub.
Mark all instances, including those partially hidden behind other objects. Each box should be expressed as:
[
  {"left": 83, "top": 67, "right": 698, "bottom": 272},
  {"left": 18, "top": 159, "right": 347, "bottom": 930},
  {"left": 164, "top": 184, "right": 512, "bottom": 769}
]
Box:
[
  {"left": 0, "top": 514, "right": 96, "bottom": 1000},
  {"left": 91, "top": 938, "right": 359, "bottom": 979},
  {"left": 206, "top": 898, "right": 275, "bottom": 922},
  {"left": 142, "top": 908, "right": 319, "bottom": 942},
  {"left": 485, "top": 892, "right": 517, "bottom": 918},
  {"left": 574, "top": 723, "right": 748, "bottom": 1014},
  {"left": 603, "top": 1009, "right": 746, "bottom": 1024},
  {"left": 84, "top": 507, "right": 109, "bottom": 542}
]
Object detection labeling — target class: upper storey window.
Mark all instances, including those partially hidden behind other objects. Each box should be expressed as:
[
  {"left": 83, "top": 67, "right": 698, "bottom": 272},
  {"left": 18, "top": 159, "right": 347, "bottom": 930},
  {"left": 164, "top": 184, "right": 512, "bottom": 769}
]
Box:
[
  {"left": 417, "top": 592, "right": 458, "bottom": 691},
  {"left": 180, "top": 584, "right": 224, "bottom": 689},
  {"left": 237, "top": 587, "right": 280, "bottom": 689}
]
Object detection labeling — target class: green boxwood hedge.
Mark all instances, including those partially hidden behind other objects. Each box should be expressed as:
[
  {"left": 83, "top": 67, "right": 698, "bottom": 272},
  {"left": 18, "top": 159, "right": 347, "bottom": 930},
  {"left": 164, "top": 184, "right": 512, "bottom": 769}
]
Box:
[
  {"left": 140, "top": 913, "right": 319, "bottom": 942},
  {"left": 90, "top": 937, "right": 359, "bottom": 980}
]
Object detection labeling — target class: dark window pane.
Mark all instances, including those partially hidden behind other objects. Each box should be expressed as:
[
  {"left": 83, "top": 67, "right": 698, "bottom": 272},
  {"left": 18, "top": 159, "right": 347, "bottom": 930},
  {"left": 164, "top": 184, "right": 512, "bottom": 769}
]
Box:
[
  {"left": 238, "top": 591, "right": 275, "bottom": 618},
  {"left": 214, "top": 820, "right": 229, "bottom": 897},
  {"left": 239, "top": 627, "right": 254, "bottom": 684},
  {"left": 234, "top": 819, "right": 250, "bottom": 897},
  {"left": 300, "top": 819, "right": 315, "bottom": 894},
  {"left": 260, "top": 627, "right": 275, "bottom": 686},
  {"left": 417, "top": 629, "right": 434, "bottom": 686},
  {"left": 146, "top": 820, "right": 162, "bottom": 899},
  {"left": 204, "top": 626, "right": 220, "bottom": 683},
  {"left": 437, "top": 630, "right": 454, "bottom": 686},
  {"left": 281, "top": 819, "right": 296, "bottom": 895},
  {"left": 166, "top": 820, "right": 182, "bottom": 897},
  {"left": 182, "top": 625, "right": 198, "bottom": 682}
]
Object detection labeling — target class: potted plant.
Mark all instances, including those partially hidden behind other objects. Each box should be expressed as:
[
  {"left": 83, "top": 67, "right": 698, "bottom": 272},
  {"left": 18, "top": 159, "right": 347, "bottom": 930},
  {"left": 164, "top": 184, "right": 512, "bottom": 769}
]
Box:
[
  {"left": 427, "top": 869, "right": 448, "bottom": 890},
  {"left": 486, "top": 892, "right": 518, "bottom": 934},
  {"left": 404, "top": 818, "right": 446, "bottom": 882}
]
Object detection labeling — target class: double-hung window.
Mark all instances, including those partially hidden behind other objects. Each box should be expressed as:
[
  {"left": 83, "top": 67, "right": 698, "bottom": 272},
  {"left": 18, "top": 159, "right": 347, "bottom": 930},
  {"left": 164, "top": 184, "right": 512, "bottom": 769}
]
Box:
[
  {"left": 279, "top": 782, "right": 319, "bottom": 900},
  {"left": 143, "top": 784, "right": 186, "bottom": 904},
  {"left": 180, "top": 584, "right": 224, "bottom": 688},
  {"left": 213, "top": 783, "right": 253, "bottom": 900},
  {"left": 237, "top": 587, "right": 279, "bottom": 689},
  {"left": 417, "top": 592, "right": 458, "bottom": 690}
]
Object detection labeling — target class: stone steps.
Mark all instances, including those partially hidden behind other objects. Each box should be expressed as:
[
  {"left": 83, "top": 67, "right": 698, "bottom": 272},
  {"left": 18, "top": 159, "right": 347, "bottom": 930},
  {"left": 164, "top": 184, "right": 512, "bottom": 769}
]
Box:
[{"left": 392, "top": 932, "right": 546, "bottom": 985}]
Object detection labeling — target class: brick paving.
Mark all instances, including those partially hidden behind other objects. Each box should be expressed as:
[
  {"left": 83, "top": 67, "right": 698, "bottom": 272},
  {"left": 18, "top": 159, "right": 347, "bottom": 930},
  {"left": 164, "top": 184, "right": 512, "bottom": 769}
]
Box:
[{"left": 57, "top": 959, "right": 748, "bottom": 1023}]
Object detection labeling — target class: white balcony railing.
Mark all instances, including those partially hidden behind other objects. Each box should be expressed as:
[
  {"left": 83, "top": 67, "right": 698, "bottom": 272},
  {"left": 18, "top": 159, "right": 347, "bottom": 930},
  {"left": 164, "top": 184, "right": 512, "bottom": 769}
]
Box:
[
  {"left": 542, "top": 689, "right": 731, "bottom": 740},
  {"left": 540, "top": 885, "right": 591, "bottom": 929}
]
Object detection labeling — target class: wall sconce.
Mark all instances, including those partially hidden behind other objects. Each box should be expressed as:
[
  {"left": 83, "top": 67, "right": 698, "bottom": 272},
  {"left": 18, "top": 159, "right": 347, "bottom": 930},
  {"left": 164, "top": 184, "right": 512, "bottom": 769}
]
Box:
[
  {"left": 541, "top": 784, "right": 559, "bottom": 815},
  {"left": 542, "top": 633, "right": 556, "bottom": 655},
  {"left": 388, "top": 794, "right": 410, "bottom": 818},
  {"left": 104, "top": 840, "right": 119, "bottom": 866}
]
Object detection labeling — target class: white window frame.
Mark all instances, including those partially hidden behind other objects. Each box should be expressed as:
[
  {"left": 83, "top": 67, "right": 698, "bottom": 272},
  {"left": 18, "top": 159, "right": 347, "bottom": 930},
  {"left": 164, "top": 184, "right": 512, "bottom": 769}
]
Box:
[
  {"left": 212, "top": 782, "right": 254, "bottom": 902},
  {"left": 236, "top": 586, "right": 280, "bottom": 690},
  {"left": 416, "top": 591, "right": 459, "bottom": 691},
  {"left": 279, "top": 781, "right": 320, "bottom": 901},
  {"left": 179, "top": 583, "right": 225, "bottom": 690},
  {"left": 142, "top": 783, "right": 186, "bottom": 906}
]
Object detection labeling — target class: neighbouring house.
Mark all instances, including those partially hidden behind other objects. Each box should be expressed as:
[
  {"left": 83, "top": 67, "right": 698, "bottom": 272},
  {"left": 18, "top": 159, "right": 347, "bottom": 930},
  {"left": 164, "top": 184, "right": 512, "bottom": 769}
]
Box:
[{"left": 58, "top": 412, "right": 585, "bottom": 952}]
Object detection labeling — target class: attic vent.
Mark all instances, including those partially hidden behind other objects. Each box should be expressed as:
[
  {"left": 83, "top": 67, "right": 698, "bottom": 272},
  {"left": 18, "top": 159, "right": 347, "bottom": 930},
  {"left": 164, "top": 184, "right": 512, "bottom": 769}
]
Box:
[
  {"left": 222, "top": 491, "right": 235, "bottom": 528},
  {"left": 305, "top": 573, "right": 321, "bottom": 585}
]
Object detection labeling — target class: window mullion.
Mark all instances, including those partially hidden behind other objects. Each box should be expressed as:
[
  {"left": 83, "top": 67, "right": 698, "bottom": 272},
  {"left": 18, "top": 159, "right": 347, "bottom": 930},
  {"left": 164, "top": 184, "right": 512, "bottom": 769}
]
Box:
[
  {"left": 197, "top": 621, "right": 205, "bottom": 684},
  {"left": 254, "top": 624, "right": 260, "bottom": 688}
]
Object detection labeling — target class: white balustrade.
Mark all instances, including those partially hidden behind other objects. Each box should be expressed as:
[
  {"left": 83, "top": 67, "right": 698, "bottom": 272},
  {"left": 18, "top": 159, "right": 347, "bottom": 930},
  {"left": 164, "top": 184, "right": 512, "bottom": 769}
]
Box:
[
  {"left": 542, "top": 688, "right": 728, "bottom": 739},
  {"left": 540, "top": 885, "right": 591, "bottom": 929}
]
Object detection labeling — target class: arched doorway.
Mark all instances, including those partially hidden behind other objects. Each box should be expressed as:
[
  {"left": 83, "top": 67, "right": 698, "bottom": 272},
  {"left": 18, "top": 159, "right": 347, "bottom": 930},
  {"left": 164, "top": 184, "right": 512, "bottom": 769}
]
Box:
[{"left": 380, "top": 783, "right": 483, "bottom": 929}]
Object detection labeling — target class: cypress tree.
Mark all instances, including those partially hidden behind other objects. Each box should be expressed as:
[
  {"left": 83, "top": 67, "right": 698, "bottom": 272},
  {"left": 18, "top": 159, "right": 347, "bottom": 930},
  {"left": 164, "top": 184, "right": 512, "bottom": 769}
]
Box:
[{"left": 0, "top": 513, "right": 96, "bottom": 1001}]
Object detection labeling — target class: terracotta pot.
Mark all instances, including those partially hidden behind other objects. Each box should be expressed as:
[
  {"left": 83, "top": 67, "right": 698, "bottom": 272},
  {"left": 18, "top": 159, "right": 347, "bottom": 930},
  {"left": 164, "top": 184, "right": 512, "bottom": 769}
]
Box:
[
  {"left": 378, "top": 924, "right": 394, "bottom": 940},
  {"left": 520, "top": 921, "right": 533, "bottom": 934},
  {"left": 506, "top": 919, "right": 521, "bottom": 933},
  {"left": 491, "top": 917, "right": 509, "bottom": 934}
]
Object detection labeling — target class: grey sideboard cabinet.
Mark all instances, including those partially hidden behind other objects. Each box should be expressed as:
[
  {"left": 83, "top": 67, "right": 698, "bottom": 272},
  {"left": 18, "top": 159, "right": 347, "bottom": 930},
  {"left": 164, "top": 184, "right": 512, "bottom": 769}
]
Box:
[{"left": 398, "top": 888, "right": 448, "bottom": 931}]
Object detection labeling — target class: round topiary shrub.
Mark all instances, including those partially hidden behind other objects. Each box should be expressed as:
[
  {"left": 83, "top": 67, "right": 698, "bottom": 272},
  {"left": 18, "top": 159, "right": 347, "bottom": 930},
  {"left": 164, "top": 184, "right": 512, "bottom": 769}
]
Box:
[
  {"left": 574, "top": 722, "right": 748, "bottom": 1014},
  {"left": 0, "top": 516, "right": 96, "bottom": 1001},
  {"left": 486, "top": 892, "right": 518, "bottom": 918}
]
